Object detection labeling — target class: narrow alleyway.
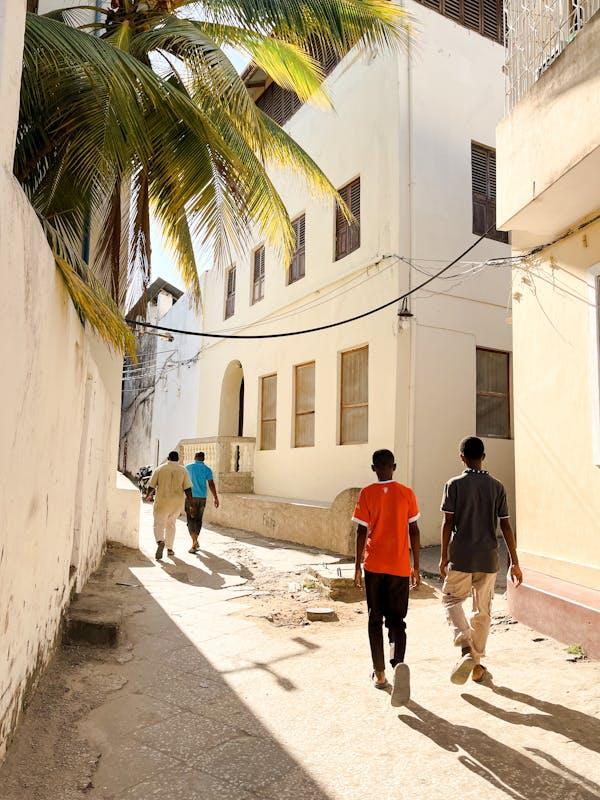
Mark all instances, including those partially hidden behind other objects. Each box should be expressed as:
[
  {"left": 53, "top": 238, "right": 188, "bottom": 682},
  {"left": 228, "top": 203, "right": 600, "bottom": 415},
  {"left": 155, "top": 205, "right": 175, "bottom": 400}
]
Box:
[{"left": 1, "top": 507, "right": 599, "bottom": 800}]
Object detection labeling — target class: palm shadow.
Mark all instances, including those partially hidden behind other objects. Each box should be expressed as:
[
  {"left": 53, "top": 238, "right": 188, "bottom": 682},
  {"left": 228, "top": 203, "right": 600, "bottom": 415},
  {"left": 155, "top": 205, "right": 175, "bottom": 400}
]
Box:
[
  {"left": 398, "top": 701, "right": 599, "bottom": 799},
  {"left": 462, "top": 683, "right": 600, "bottom": 754}
]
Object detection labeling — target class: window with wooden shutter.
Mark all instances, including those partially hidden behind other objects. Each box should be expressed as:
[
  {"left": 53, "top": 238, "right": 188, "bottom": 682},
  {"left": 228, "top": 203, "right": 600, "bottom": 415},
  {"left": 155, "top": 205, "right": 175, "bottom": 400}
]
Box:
[
  {"left": 471, "top": 143, "right": 509, "bottom": 244},
  {"left": 413, "top": 0, "right": 503, "bottom": 43},
  {"left": 254, "top": 46, "right": 342, "bottom": 125},
  {"left": 335, "top": 178, "right": 360, "bottom": 261},
  {"left": 476, "top": 348, "right": 510, "bottom": 438},
  {"left": 294, "top": 362, "right": 315, "bottom": 447},
  {"left": 27, "top": 0, "right": 39, "bottom": 12},
  {"left": 252, "top": 246, "right": 265, "bottom": 303},
  {"left": 340, "top": 346, "right": 368, "bottom": 444},
  {"left": 224, "top": 266, "right": 236, "bottom": 319},
  {"left": 288, "top": 215, "right": 306, "bottom": 284},
  {"left": 260, "top": 374, "right": 277, "bottom": 450}
]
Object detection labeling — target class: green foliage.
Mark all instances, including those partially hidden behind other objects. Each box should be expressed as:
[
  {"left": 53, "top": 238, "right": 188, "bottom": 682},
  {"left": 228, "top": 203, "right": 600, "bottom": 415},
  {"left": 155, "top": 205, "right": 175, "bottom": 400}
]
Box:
[{"left": 18, "top": 1, "right": 409, "bottom": 350}]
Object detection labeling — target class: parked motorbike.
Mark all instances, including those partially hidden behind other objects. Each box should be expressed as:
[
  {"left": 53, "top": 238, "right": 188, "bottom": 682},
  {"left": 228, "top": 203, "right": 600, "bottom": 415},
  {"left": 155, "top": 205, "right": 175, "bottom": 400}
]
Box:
[{"left": 135, "top": 465, "right": 153, "bottom": 496}]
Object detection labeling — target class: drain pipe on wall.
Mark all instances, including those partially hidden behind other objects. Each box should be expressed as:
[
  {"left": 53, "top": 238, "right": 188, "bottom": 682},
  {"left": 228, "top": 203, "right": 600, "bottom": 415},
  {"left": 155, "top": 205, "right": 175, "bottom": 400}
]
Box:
[{"left": 404, "top": 35, "right": 418, "bottom": 490}]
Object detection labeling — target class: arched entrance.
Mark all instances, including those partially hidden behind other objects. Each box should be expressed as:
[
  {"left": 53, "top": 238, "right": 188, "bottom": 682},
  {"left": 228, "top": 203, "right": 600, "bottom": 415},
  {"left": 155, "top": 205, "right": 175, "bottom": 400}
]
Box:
[{"left": 219, "top": 360, "right": 244, "bottom": 436}]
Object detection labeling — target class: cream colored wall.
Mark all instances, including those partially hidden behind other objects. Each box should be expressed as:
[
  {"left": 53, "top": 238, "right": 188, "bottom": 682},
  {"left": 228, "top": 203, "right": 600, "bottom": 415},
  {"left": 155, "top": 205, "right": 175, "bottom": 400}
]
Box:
[
  {"left": 496, "top": 13, "right": 600, "bottom": 240},
  {"left": 509, "top": 221, "right": 600, "bottom": 590},
  {"left": 401, "top": 5, "right": 515, "bottom": 543},
  {"left": 0, "top": 3, "right": 137, "bottom": 758}
]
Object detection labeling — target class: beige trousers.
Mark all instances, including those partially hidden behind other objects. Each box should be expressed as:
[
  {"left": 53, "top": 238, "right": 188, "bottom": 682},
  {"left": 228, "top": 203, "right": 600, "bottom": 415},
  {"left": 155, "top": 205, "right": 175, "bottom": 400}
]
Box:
[
  {"left": 153, "top": 509, "right": 178, "bottom": 548},
  {"left": 442, "top": 570, "right": 497, "bottom": 664}
]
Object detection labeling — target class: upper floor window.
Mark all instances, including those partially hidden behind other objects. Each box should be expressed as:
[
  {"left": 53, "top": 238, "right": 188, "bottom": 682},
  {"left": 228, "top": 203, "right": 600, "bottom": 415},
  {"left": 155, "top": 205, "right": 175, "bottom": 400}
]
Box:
[
  {"left": 252, "top": 246, "right": 265, "bottom": 304},
  {"left": 415, "top": 0, "right": 504, "bottom": 44},
  {"left": 335, "top": 178, "right": 360, "bottom": 261},
  {"left": 476, "top": 347, "right": 511, "bottom": 438},
  {"left": 340, "top": 346, "right": 368, "bottom": 444},
  {"left": 471, "top": 143, "right": 509, "bottom": 244},
  {"left": 255, "top": 42, "right": 342, "bottom": 127},
  {"left": 288, "top": 215, "right": 306, "bottom": 284},
  {"left": 225, "top": 266, "right": 236, "bottom": 319},
  {"left": 294, "top": 362, "right": 315, "bottom": 447},
  {"left": 256, "top": 83, "right": 302, "bottom": 127},
  {"left": 260, "top": 374, "right": 277, "bottom": 450},
  {"left": 27, "top": 0, "right": 39, "bottom": 11}
]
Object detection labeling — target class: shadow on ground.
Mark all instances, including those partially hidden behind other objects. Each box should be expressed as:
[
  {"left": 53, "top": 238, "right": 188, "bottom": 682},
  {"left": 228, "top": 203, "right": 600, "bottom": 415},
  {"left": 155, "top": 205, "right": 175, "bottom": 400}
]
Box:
[
  {"left": 398, "top": 701, "right": 600, "bottom": 799},
  {"left": 0, "top": 546, "right": 332, "bottom": 800}
]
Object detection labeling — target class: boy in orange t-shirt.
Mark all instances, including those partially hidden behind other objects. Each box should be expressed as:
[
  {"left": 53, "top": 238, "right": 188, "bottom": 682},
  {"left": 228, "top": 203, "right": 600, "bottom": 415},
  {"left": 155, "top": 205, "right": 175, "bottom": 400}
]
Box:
[{"left": 353, "top": 449, "right": 421, "bottom": 706}]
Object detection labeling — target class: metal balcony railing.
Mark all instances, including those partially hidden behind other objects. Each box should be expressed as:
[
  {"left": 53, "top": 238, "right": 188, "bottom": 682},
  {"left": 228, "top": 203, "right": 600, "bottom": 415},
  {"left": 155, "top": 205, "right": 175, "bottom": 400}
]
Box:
[{"left": 505, "top": 0, "right": 600, "bottom": 109}]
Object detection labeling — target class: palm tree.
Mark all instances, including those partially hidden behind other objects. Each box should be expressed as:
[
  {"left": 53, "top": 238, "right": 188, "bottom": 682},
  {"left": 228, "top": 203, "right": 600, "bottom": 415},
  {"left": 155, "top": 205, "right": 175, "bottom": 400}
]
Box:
[{"left": 17, "top": 2, "right": 409, "bottom": 351}]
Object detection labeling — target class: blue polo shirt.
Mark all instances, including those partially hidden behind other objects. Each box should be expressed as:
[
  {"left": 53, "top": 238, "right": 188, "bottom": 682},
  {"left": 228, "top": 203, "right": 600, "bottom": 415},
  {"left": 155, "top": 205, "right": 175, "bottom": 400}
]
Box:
[{"left": 185, "top": 461, "right": 214, "bottom": 499}]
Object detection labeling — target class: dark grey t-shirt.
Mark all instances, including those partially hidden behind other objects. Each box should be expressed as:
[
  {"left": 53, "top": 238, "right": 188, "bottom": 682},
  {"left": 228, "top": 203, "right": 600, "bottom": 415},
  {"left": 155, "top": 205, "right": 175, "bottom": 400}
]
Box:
[{"left": 441, "top": 469, "right": 509, "bottom": 573}]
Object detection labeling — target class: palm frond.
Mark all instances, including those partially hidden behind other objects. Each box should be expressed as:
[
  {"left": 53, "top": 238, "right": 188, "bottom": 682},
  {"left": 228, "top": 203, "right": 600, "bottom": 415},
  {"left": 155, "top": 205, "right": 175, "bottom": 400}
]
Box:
[{"left": 42, "top": 218, "right": 136, "bottom": 356}]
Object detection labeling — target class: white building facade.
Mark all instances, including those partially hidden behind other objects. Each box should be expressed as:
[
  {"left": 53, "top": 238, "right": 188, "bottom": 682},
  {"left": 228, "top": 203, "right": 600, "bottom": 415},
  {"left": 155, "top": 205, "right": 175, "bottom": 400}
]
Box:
[{"left": 152, "top": 0, "right": 515, "bottom": 548}]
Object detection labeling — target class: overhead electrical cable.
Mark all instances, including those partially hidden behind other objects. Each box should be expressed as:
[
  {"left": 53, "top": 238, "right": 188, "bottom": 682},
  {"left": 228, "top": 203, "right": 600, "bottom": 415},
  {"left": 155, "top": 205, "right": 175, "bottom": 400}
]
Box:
[{"left": 126, "top": 231, "right": 491, "bottom": 341}]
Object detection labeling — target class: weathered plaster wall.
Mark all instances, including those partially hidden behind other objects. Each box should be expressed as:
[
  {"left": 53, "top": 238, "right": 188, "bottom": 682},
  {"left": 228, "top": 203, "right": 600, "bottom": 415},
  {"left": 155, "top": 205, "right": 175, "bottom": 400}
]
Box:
[
  {"left": 204, "top": 489, "right": 360, "bottom": 556},
  {"left": 0, "top": 3, "right": 138, "bottom": 758}
]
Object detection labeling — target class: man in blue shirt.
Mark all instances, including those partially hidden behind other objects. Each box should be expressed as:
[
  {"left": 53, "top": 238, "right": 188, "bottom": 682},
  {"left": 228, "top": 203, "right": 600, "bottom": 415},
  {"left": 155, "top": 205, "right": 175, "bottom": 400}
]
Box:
[{"left": 185, "top": 452, "right": 219, "bottom": 553}]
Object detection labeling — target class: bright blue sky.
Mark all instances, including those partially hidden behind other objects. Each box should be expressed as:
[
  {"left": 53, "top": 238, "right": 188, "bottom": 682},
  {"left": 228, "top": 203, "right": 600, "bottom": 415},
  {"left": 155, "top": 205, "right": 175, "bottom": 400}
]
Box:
[{"left": 151, "top": 46, "right": 249, "bottom": 291}]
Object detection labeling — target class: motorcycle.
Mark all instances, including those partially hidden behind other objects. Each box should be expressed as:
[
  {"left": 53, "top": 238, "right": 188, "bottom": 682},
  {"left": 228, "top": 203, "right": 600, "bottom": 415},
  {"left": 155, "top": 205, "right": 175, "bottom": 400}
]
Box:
[{"left": 135, "top": 465, "right": 153, "bottom": 496}]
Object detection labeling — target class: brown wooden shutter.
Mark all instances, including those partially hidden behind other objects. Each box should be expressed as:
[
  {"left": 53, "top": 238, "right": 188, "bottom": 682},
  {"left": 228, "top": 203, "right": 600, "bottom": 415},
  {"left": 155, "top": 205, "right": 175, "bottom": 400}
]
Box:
[
  {"left": 260, "top": 374, "right": 277, "bottom": 450},
  {"left": 414, "top": 0, "right": 503, "bottom": 43},
  {"left": 225, "top": 266, "right": 236, "bottom": 319},
  {"left": 252, "top": 246, "right": 265, "bottom": 303},
  {"left": 443, "top": 0, "right": 461, "bottom": 22},
  {"left": 289, "top": 215, "right": 306, "bottom": 283},
  {"left": 340, "top": 347, "right": 368, "bottom": 444},
  {"left": 335, "top": 178, "right": 360, "bottom": 260},
  {"left": 471, "top": 143, "right": 508, "bottom": 243},
  {"left": 476, "top": 348, "right": 510, "bottom": 438},
  {"left": 294, "top": 362, "right": 315, "bottom": 447}
]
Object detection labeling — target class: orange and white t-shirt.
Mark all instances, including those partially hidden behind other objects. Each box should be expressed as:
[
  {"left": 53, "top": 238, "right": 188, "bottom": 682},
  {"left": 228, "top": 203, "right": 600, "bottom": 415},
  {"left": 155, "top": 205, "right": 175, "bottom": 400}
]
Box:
[{"left": 352, "top": 481, "right": 420, "bottom": 577}]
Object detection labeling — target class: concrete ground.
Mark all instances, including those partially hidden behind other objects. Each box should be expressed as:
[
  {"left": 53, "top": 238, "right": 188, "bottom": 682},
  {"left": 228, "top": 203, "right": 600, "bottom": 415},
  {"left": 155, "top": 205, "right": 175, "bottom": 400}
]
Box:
[{"left": 1, "top": 506, "right": 599, "bottom": 800}]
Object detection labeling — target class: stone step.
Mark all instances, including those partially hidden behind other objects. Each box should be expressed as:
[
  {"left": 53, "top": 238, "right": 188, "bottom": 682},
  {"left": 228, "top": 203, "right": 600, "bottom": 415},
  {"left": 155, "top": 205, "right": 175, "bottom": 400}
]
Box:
[{"left": 63, "top": 597, "right": 122, "bottom": 647}]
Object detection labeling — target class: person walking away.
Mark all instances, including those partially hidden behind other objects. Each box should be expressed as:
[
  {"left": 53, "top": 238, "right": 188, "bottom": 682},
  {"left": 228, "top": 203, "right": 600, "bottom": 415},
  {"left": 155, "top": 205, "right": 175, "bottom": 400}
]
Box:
[
  {"left": 353, "top": 449, "right": 421, "bottom": 707},
  {"left": 185, "top": 451, "right": 219, "bottom": 554},
  {"left": 146, "top": 451, "right": 192, "bottom": 560},
  {"left": 439, "top": 436, "right": 522, "bottom": 684}
]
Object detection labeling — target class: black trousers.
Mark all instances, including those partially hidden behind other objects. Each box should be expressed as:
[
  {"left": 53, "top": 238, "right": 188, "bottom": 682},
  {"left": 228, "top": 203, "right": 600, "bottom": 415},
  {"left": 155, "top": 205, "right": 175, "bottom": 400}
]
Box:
[{"left": 364, "top": 570, "right": 410, "bottom": 672}]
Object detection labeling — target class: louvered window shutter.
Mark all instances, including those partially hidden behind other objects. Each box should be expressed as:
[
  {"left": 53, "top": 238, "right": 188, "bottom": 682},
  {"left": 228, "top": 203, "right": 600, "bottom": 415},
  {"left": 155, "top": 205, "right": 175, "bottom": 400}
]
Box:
[
  {"left": 335, "top": 178, "right": 361, "bottom": 260},
  {"left": 340, "top": 347, "right": 369, "bottom": 444},
  {"left": 253, "top": 246, "right": 265, "bottom": 303},
  {"left": 471, "top": 143, "right": 508, "bottom": 243},
  {"left": 414, "top": 0, "right": 503, "bottom": 43},
  {"left": 225, "top": 267, "right": 236, "bottom": 319},
  {"left": 289, "top": 216, "right": 306, "bottom": 283},
  {"left": 294, "top": 362, "right": 315, "bottom": 447},
  {"left": 260, "top": 375, "right": 277, "bottom": 450}
]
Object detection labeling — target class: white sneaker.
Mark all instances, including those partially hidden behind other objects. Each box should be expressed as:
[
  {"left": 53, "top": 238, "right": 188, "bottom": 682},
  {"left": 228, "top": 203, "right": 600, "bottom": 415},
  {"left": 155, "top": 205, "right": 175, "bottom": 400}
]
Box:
[
  {"left": 391, "top": 664, "right": 410, "bottom": 707},
  {"left": 450, "top": 653, "right": 475, "bottom": 684}
]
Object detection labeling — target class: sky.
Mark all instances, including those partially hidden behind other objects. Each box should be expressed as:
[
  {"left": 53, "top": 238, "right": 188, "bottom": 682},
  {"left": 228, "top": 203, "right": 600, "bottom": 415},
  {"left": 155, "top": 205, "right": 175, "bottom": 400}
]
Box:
[{"left": 150, "top": 46, "right": 250, "bottom": 292}]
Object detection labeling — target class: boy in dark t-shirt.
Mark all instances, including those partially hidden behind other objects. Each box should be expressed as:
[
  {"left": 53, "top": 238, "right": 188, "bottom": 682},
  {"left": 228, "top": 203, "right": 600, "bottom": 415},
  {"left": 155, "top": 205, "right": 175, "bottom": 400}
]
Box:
[{"left": 440, "top": 436, "right": 522, "bottom": 684}]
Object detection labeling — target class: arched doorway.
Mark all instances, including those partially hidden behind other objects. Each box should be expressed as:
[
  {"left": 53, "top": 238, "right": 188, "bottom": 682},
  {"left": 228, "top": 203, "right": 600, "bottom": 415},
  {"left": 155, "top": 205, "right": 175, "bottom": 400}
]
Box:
[{"left": 219, "top": 360, "right": 244, "bottom": 436}]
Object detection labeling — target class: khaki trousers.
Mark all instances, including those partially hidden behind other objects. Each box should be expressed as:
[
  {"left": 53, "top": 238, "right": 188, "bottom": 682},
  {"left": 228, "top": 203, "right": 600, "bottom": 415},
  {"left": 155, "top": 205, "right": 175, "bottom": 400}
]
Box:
[
  {"left": 442, "top": 570, "right": 497, "bottom": 664},
  {"left": 153, "top": 509, "right": 179, "bottom": 548}
]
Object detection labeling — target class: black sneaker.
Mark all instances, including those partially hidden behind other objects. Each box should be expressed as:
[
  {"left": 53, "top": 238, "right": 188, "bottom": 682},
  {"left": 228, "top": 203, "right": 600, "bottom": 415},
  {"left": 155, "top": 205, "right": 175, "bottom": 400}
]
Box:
[
  {"left": 167, "top": 549, "right": 175, "bottom": 557},
  {"left": 155, "top": 541, "right": 165, "bottom": 560}
]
